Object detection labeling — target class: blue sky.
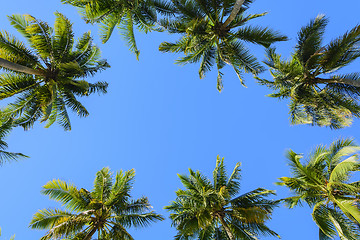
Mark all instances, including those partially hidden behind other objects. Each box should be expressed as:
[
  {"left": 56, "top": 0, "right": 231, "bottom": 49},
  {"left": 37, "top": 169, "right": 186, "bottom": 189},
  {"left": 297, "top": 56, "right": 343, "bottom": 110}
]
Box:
[{"left": 0, "top": 0, "right": 360, "bottom": 239}]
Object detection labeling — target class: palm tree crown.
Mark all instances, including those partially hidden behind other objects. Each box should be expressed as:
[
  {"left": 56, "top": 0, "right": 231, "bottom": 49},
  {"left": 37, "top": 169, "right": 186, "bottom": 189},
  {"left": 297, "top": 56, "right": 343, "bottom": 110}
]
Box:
[
  {"left": 0, "top": 13, "right": 109, "bottom": 131},
  {"left": 165, "top": 156, "right": 279, "bottom": 240},
  {"left": 277, "top": 138, "right": 360, "bottom": 239},
  {"left": 62, "top": 0, "right": 174, "bottom": 59},
  {"left": 257, "top": 15, "right": 360, "bottom": 129},
  {"left": 159, "top": 0, "right": 287, "bottom": 91},
  {"left": 30, "top": 167, "right": 164, "bottom": 240}
]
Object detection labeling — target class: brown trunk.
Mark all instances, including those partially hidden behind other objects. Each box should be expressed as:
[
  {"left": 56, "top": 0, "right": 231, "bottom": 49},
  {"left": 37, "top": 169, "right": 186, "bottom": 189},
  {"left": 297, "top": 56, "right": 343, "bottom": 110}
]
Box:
[
  {"left": 222, "top": 0, "right": 246, "bottom": 29},
  {"left": 315, "top": 77, "right": 360, "bottom": 88},
  {"left": 0, "top": 58, "right": 43, "bottom": 76},
  {"left": 218, "top": 216, "right": 235, "bottom": 240}
]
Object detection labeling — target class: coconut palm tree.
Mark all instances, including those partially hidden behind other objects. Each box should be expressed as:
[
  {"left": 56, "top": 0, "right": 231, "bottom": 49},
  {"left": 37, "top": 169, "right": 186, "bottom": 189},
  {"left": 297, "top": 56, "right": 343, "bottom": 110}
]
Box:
[
  {"left": 159, "top": 0, "right": 287, "bottom": 91},
  {"left": 165, "top": 156, "right": 279, "bottom": 240},
  {"left": 61, "top": 0, "right": 174, "bottom": 59},
  {"left": 257, "top": 15, "right": 360, "bottom": 129},
  {"left": 30, "top": 167, "right": 164, "bottom": 240},
  {"left": 0, "top": 118, "right": 28, "bottom": 165},
  {"left": 277, "top": 138, "right": 360, "bottom": 239},
  {"left": 0, "top": 13, "right": 109, "bottom": 131}
]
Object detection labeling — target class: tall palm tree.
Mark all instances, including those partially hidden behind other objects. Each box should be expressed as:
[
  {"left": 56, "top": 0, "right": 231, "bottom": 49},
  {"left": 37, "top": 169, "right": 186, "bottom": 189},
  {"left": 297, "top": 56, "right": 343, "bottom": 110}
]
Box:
[
  {"left": 165, "top": 156, "right": 279, "bottom": 240},
  {"left": 30, "top": 167, "right": 164, "bottom": 240},
  {"left": 0, "top": 13, "right": 109, "bottom": 131},
  {"left": 61, "top": 0, "right": 174, "bottom": 59},
  {"left": 257, "top": 15, "right": 360, "bottom": 129},
  {"left": 277, "top": 138, "right": 360, "bottom": 239},
  {"left": 159, "top": 0, "right": 287, "bottom": 91},
  {"left": 0, "top": 118, "right": 28, "bottom": 165}
]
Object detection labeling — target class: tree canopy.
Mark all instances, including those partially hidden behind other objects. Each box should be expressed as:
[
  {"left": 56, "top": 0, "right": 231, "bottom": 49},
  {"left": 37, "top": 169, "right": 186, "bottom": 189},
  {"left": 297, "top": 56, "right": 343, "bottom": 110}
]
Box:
[
  {"left": 159, "top": 0, "right": 287, "bottom": 91},
  {"left": 30, "top": 167, "right": 164, "bottom": 240},
  {"left": 0, "top": 12, "right": 109, "bottom": 131},
  {"left": 278, "top": 138, "right": 360, "bottom": 239},
  {"left": 61, "top": 0, "right": 174, "bottom": 59},
  {"left": 257, "top": 15, "right": 360, "bottom": 129},
  {"left": 166, "top": 156, "right": 279, "bottom": 240}
]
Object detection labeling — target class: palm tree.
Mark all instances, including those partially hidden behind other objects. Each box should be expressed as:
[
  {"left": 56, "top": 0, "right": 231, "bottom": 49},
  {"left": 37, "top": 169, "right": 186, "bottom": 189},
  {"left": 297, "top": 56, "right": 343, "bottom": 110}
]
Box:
[
  {"left": 277, "top": 138, "right": 360, "bottom": 239},
  {"left": 61, "top": 0, "right": 174, "bottom": 59},
  {"left": 165, "top": 156, "right": 279, "bottom": 240},
  {"left": 159, "top": 0, "right": 287, "bottom": 91},
  {"left": 0, "top": 118, "right": 28, "bottom": 165},
  {"left": 0, "top": 13, "right": 109, "bottom": 131},
  {"left": 257, "top": 15, "right": 360, "bottom": 129},
  {"left": 30, "top": 167, "right": 164, "bottom": 240}
]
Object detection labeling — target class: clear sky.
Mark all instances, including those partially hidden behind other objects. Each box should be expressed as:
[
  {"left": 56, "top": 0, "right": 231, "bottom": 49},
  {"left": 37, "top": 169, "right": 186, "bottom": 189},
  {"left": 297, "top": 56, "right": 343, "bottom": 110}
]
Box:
[{"left": 0, "top": 0, "right": 360, "bottom": 239}]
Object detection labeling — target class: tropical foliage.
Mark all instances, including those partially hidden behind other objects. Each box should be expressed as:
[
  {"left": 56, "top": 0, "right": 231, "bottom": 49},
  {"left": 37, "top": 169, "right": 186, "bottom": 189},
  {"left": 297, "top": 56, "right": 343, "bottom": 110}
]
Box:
[
  {"left": 277, "top": 138, "right": 360, "bottom": 239},
  {"left": 30, "top": 167, "right": 164, "bottom": 240},
  {"left": 0, "top": 118, "right": 28, "bottom": 165},
  {"left": 61, "top": 0, "right": 174, "bottom": 59},
  {"left": 257, "top": 15, "right": 360, "bottom": 129},
  {"left": 0, "top": 13, "right": 109, "bottom": 131},
  {"left": 159, "top": 0, "right": 287, "bottom": 91},
  {"left": 166, "top": 155, "right": 279, "bottom": 240}
]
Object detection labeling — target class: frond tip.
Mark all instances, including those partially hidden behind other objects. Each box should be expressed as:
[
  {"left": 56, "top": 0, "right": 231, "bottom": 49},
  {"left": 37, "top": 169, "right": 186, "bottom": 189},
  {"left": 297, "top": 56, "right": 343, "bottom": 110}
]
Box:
[{"left": 0, "top": 119, "right": 28, "bottom": 165}]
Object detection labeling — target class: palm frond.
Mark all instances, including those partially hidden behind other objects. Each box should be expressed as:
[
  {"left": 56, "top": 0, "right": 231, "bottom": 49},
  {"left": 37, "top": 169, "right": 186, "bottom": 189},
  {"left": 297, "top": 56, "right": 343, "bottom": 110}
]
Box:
[
  {"left": 53, "top": 12, "right": 74, "bottom": 61},
  {"left": 0, "top": 30, "right": 38, "bottom": 67},
  {"left": 0, "top": 119, "right": 28, "bottom": 166},
  {"left": 41, "top": 179, "right": 90, "bottom": 211},
  {"left": 99, "top": 13, "right": 122, "bottom": 43},
  {"left": 92, "top": 167, "right": 113, "bottom": 201},
  {"left": 312, "top": 203, "right": 336, "bottom": 238},
  {"left": 320, "top": 24, "right": 360, "bottom": 72},
  {"left": 296, "top": 15, "right": 328, "bottom": 65},
  {"left": 234, "top": 25, "right": 287, "bottom": 48}
]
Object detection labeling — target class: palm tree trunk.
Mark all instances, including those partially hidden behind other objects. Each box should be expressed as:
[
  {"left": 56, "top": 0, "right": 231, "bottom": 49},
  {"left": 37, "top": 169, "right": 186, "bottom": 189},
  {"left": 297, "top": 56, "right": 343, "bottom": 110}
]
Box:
[
  {"left": 0, "top": 58, "right": 43, "bottom": 76},
  {"left": 218, "top": 216, "right": 235, "bottom": 240},
  {"left": 315, "top": 77, "right": 360, "bottom": 88},
  {"left": 222, "top": 0, "right": 246, "bottom": 28}
]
